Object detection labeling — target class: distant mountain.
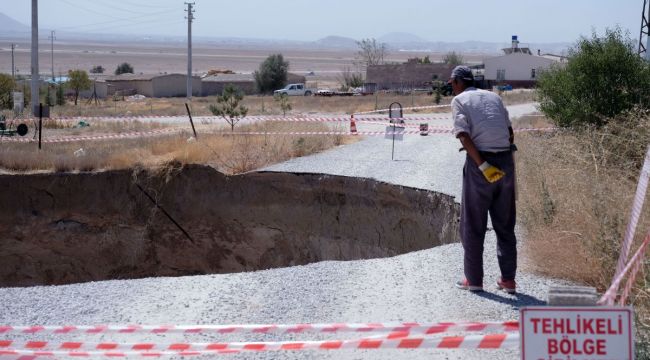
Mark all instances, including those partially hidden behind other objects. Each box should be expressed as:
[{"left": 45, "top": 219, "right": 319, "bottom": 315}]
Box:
[
  {"left": 0, "top": 12, "right": 29, "bottom": 33},
  {"left": 314, "top": 36, "right": 357, "bottom": 49},
  {"left": 379, "top": 32, "right": 427, "bottom": 43}
]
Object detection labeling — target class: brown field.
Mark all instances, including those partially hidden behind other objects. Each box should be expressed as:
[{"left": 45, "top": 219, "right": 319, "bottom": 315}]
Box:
[{"left": 0, "top": 38, "right": 490, "bottom": 86}]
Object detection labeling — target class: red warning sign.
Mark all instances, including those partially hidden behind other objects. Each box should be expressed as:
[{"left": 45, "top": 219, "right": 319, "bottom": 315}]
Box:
[{"left": 520, "top": 307, "right": 634, "bottom": 360}]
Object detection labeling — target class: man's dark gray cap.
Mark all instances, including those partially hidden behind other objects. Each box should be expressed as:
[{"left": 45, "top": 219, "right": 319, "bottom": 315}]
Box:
[{"left": 451, "top": 65, "right": 474, "bottom": 81}]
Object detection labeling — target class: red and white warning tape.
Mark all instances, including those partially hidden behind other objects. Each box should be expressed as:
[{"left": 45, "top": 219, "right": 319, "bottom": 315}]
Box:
[
  {"left": 0, "top": 333, "right": 519, "bottom": 355},
  {"left": 0, "top": 126, "right": 557, "bottom": 144},
  {"left": 355, "top": 104, "right": 452, "bottom": 115},
  {"left": 619, "top": 232, "right": 650, "bottom": 305},
  {"left": 600, "top": 145, "right": 650, "bottom": 305},
  {"left": 0, "top": 128, "right": 184, "bottom": 144},
  {"left": 23, "top": 115, "right": 452, "bottom": 123},
  {"left": 0, "top": 321, "right": 518, "bottom": 335},
  {"left": 600, "top": 232, "right": 650, "bottom": 306}
]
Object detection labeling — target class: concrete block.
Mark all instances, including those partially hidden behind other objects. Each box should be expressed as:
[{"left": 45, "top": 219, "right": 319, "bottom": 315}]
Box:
[{"left": 547, "top": 286, "right": 599, "bottom": 306}]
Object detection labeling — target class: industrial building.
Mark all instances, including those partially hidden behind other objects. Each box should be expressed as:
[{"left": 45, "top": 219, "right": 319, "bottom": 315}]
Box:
[
  {"left": 201, "top": 73, "right": 257, "bottom": 96},
  {"left": 366, "top": 61, "right": 454, "bottom": 91},
  {"left": 105, "top": 73, "right": 202, "bottom": 97}
]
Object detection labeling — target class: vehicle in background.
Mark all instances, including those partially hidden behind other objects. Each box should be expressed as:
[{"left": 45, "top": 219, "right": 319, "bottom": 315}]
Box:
[{"left": 274, "top": 83, "right": 314, "bottom": 96}]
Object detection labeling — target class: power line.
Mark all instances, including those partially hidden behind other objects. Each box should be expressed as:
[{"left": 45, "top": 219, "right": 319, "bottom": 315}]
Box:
[
  {"left": 85, "top": 0, "right": 174, "bottom": 16},
  {"left": 56, "top": 0, "right": 125, "bottom": 20},
  {"left": 54, "top": 9, "right": 177, "bottom": 31}
]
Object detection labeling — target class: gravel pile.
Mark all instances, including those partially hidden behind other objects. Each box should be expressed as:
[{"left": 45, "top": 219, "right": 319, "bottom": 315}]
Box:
[{"left": 0, "top": 103, "right": 566, "bottom": 359}]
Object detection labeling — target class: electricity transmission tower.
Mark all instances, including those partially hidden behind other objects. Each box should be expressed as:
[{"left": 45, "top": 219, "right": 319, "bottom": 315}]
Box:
[
  {"left": 185, "top": 2, "right": 195, "bottom": 99},
  {"left": 640, "top": 0, "right": 650, "bottom": 59}
]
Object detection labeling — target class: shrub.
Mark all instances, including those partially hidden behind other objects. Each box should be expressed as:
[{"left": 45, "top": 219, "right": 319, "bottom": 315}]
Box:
[
  {"left": 254, "top": 54, "right": 288, "bottom": 94},
  {"left": 114, "top": 62, "right": 134, "bottom": 75},
  {"left": 537, "top": 27, "right": 650, "bottom": 127},
  {"left": 90, "top": 65, "right": 105, "bottom": 74},
  {"left": 0, "top": 73, "right": 15, "bottom": 110}
]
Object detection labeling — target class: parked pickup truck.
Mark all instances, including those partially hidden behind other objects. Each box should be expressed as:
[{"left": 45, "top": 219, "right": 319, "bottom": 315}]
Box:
[{"left": 274, "top": 83, "right": 314, "bottom": 96}]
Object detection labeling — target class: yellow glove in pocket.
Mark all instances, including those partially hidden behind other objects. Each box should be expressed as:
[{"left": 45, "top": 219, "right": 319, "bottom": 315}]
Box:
[{"left": 479, "top": 162, "right": 506, "bottom": 183}]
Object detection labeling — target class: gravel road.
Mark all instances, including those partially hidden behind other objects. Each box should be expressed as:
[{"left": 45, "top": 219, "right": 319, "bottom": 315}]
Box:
[{"left": 0, "top": 102, "right": 567, "bottom": 359}]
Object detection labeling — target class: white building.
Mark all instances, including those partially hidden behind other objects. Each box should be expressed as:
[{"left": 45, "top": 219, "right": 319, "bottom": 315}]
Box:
[{"left": 483, "top": 36, "right": 563, "bottom": 88}]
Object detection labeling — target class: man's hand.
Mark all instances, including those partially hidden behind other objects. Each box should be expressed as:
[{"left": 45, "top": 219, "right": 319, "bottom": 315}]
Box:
[{"left": 479, "top": 162, "right": 506, "bottom": 183}]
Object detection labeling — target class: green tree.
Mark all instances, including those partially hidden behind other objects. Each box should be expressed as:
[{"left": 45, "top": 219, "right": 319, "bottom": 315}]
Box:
[
  {"left": 114, "top": 62, "right": 134, "bottom": 75},
  {"left": 45, "top": 85, "right": 53, "bottom": 107},
  {"left": 0, "top": 73, "right": 15, "bottom": 110},
  {"left": 339, "top": 66, "right": 364, "bottom": 90},
  {"left": 537, "top": 27, "right": 650, "bottom": 128},
  {"left": 434, "top": 88, "right": 442, "bottom": 104},
  {"left": 274, "top": 93, "right": 292, "bottom": 116},
  {"left": 254, "top": 54, "right": 289, "bottom": 94},
  {"left": 443, "top": 51, "right": 464, "bottom": 66},
  {"left": 67, "top": 69, "right": 91, "bottom": 105},
  {"left": 209, "top": 84, "right": 248, "bottom": 131},
  {"left": 56, "top": 84, "right": 66, "bottom": 106}
]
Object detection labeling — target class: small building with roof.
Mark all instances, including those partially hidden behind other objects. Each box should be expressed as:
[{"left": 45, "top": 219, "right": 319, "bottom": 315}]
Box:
[
  {"left": 483, "top": 36, "right": 564, "bottom": 88},
  {"left": 202, "top": 73, "right": 256, "bottom": 96},
  {"left": 366, "top": 60, "right": 455, "bottom": 91},
  {"left": 105, "top": 73, "right": 201, "bottom": 97}
]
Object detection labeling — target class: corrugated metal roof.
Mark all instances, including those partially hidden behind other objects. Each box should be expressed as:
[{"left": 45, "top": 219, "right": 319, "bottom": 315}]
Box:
[
  {"left": 106, "top": 73, "right": 200, "bottom": 81},
  {"left": 202, "top": 73, "right": 255, "bottom": 82}
]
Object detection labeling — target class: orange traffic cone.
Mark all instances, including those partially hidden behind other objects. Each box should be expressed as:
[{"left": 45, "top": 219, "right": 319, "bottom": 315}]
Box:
[{"left": 350, "top": 115, "right": 358, "bottom": 134}]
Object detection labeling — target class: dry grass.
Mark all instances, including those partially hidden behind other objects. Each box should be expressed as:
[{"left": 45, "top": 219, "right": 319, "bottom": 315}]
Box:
[
  {"left": 516, "top": 111, "right": 650, "bottom": 351},
  {"left": 0, "top": 122, "right": 357, "bottom": 174}
]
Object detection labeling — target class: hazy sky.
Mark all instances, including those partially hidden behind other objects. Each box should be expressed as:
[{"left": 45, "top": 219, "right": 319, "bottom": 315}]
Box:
[{"left": 0, "top": 0, "right": 642, "bottom": 43}]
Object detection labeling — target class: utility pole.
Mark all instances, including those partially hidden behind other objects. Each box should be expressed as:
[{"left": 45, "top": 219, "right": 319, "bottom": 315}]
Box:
[
  {"left": 185, "top": 2, "right": 195, "bottom": 99},
  {"left": 31, "top": 0, "right": 40, "bottom": 116},
  {"left": 10, "top": 44, "right": 16, "bottom": 80},
  {"left": 48, "top": 30, "right": 56, "bottom": 81},
  {"left": 640, "top": 0, "right": 650, "bottom": 60}
]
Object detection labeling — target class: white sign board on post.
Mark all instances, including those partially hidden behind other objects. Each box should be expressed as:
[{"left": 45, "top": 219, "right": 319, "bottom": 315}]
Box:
[
  {"left": 384, "top": 125, "right": 405, "bottom": 141},
  {"left": 520, "top": 306, "right": 634, "bottom": 360}
]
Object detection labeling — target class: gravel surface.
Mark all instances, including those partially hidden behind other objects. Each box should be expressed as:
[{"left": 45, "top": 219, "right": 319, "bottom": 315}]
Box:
[{"left": 0, "top": 102, "right": 567, "bottom": 360}]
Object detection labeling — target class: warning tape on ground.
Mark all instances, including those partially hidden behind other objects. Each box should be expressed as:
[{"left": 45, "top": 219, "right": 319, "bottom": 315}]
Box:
[
  {"left": 600, "top": 232, "right": 650, "bottom": 306},
  {"left": 619, "top": 232, "right": 650, "bottom": 305},
  {"left": 0, "top": 333, "right": 519, "bottom": 355},
  {"left": 21, "top": 115, "right": 453, "bottom": 123},
  {"left": 0, "top": 126, "right": 558, "bottom": 144},
  {"left": 600, "top": 145, "right": 650, "bottom": 305},
  {"left": 0, "top": 128, "right": 185, "bottom": 143},
  {"left": 0, "top": 321, "right": 518, "bottom": 335}
]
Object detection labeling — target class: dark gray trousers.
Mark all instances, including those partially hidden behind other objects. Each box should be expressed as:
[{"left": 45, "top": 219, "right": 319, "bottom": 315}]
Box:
[{"left": 460, "top": 152, "right": 517, "bottom": 286}]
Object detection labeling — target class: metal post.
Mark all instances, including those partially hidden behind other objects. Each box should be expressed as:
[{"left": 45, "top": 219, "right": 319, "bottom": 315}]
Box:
[
  {"left": 31, "top": 0, "right": 40, "bottom": 116},
  {"left": 48, "top": 30, "right": 55, "bottom": 81},
  {"left": 11, "top": 44, "right": 15, "bottom": 80},
  {"left": 185, "top": 2, "right": 195, "bottom": 99},
  {"left": 391, "top": 124, "right": 395, "bottom": 161},
  {"left": 184, "top": 103, "right": 197, "bottom": 139},
  {"left": 38, "top": 103, "right": 42, "bottom": 149}
]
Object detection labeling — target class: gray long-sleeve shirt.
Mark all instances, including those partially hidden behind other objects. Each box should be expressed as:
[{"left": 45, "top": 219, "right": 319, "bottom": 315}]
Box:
[{"left": 451, "top": 87, "right": 511, "bottom": 152}]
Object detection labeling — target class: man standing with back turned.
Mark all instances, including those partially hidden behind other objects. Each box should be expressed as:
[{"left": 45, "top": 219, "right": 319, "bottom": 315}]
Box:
[{"left": 449, "top": 65, "right": 517, "bottom": 294}]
